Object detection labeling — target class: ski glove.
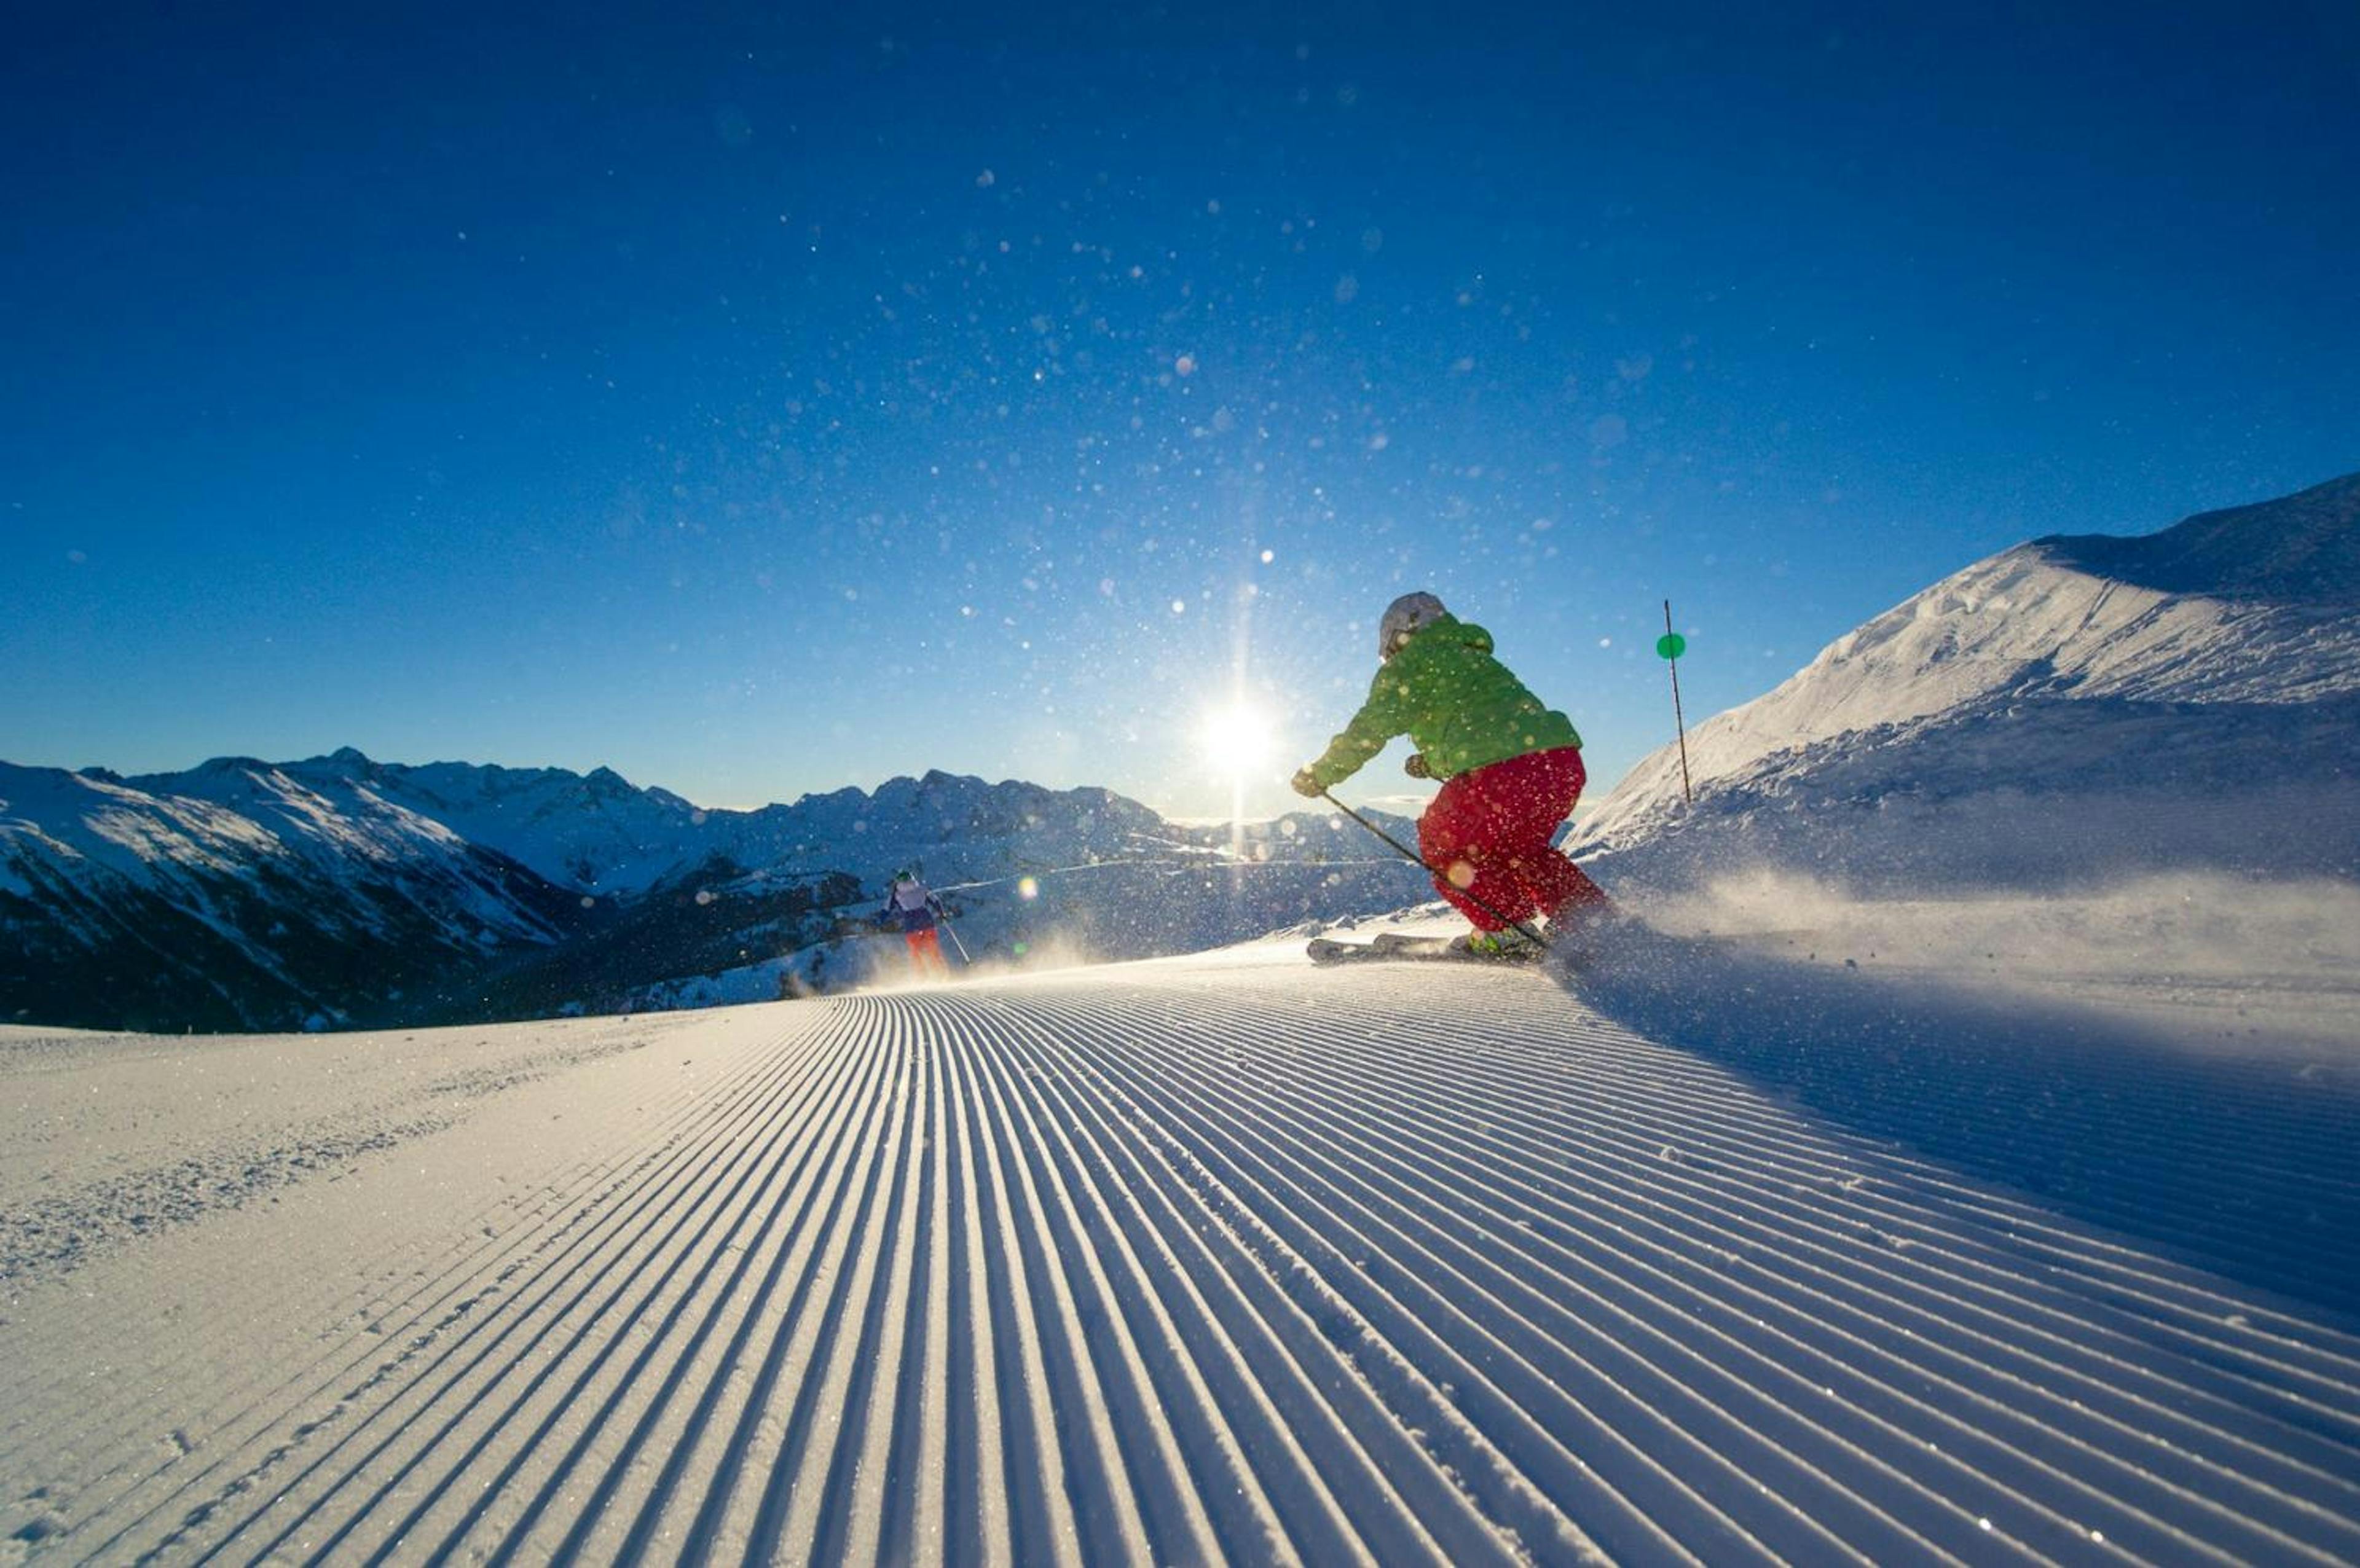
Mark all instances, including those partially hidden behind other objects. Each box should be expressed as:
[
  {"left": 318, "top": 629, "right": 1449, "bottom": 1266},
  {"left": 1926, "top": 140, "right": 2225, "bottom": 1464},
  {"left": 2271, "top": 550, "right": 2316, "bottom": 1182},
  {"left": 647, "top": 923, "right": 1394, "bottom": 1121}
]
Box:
[
  {"left": 1402, "top": 752, "right": 1432, "bottom": 780},
  {"left": 1289, "top": 766, "right": 1322, "bottom": 798}
]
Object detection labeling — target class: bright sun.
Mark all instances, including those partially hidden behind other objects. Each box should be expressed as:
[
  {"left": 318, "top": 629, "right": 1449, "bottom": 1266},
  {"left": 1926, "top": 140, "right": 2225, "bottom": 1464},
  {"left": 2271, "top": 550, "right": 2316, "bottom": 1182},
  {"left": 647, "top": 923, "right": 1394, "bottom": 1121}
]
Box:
[{"left": 1197, "top": 702, "right": 1276, "bottom": 779}]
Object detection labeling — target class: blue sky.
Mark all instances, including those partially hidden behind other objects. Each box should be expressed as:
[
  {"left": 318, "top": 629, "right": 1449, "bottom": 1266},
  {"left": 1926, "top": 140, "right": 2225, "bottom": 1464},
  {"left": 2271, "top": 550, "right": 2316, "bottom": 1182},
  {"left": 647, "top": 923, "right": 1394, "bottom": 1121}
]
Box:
[{"left": 6, "top": 2, "right": 2355, "bottom": 818}]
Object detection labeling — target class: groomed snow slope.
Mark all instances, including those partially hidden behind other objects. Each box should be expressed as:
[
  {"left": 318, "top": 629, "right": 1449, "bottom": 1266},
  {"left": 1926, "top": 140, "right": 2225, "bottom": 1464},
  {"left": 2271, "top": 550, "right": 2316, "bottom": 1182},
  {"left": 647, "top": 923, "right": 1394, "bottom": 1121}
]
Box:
[{"left": 4, "top": 946, "right": 2358, "bottom": 1565}]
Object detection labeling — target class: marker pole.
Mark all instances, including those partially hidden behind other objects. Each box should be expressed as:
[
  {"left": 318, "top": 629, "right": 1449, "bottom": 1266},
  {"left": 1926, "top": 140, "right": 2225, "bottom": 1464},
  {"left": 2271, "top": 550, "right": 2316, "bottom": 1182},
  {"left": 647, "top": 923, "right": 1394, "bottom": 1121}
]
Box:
[{"left": 1660, "top": 600, "right": 1693, "bottom": 806}]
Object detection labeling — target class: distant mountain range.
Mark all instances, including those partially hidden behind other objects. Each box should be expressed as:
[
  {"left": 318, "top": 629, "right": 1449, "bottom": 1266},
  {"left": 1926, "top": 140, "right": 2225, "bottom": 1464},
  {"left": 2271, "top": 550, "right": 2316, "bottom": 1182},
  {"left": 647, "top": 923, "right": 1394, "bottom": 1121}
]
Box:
[
  {"left": 1577, "top": 469, "right": 2360, "bottom": 891},
  {"left": 0, "top": 758, "right": 1430, "bottom": 1033}
]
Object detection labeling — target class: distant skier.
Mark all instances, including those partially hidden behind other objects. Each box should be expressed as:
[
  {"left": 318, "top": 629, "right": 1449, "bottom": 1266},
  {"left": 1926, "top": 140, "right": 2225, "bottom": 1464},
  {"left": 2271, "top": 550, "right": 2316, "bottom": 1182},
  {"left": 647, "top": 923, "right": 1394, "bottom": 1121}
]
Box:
[
  {"left": 1291, "top": 590, "right": 1610, "bottom": 957},
  {"left": 879, "top": 868, "right": 953, "bottom": 978}
]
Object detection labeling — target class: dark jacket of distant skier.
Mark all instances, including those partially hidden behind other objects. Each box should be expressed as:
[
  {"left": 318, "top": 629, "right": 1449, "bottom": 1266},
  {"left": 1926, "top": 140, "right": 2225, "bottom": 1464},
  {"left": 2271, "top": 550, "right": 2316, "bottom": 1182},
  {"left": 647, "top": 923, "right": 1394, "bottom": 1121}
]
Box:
[
  {"left": 1292, "top": 591, "right": 1610, "bottom": 947},
  {"left": 879, "top": 871, "right": 952, "bottom": 977}
]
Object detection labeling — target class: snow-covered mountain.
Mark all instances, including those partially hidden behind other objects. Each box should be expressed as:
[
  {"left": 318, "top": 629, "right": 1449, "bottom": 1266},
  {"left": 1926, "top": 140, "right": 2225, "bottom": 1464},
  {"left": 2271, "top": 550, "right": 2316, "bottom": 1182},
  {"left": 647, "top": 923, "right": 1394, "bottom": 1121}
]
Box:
[
  {"left": 1, "top": 754, "right": 1430, "bottom": 1032},
  {"left": 0, "top": 759, "right": 583, "bottom": 1033},
  {"left": 118, "top": 748, "right": 1172, "bottom": 898},
  {"left": 1576, "top": 470, "right": 2360, "bottom": 891}
]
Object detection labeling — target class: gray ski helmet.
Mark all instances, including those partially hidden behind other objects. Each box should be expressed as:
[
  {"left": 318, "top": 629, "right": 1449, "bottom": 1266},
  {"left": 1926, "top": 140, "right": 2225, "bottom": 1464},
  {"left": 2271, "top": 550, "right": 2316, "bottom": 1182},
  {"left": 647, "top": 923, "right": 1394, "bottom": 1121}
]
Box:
[{"left": 1378, "top": 591, "right": 1447, "bottom": 660}]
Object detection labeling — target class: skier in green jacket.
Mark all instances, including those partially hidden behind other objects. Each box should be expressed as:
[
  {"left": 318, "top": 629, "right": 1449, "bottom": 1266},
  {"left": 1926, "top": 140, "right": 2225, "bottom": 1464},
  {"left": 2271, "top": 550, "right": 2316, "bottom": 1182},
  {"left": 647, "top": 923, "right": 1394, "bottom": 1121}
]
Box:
[{"left": 1291, "top": 591, "right": 1610, "bottom": 955}]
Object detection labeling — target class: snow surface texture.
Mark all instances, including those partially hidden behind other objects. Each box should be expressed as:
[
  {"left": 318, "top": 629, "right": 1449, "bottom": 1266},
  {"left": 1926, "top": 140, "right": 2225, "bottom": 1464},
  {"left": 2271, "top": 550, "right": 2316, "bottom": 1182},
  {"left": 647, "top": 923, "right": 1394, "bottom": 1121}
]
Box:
[
  {"left": 1577, "top": 471, "right": 2360, "bottom": 892},
  {"left": 4, "top": 933, "right": 2356, "bottom": 1564}
]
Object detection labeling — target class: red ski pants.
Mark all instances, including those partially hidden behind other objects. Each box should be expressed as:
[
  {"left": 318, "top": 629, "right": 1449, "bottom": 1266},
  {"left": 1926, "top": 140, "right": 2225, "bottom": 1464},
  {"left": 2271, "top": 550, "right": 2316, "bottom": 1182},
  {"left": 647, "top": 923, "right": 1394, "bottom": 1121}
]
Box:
[
  {"left": 1418, "top": 747, "right": 1610, "bottom": 931},
  {"left": 903, "top": 927, "right": 948, "bottom": 977}
]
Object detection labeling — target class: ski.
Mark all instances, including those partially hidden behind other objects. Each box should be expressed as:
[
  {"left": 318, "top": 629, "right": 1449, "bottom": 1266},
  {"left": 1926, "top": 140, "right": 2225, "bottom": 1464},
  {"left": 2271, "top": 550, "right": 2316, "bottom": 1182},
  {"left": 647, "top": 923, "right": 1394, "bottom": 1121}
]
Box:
[{"left": 1306, "top": 931, "right": 1542, "bottom": 966}]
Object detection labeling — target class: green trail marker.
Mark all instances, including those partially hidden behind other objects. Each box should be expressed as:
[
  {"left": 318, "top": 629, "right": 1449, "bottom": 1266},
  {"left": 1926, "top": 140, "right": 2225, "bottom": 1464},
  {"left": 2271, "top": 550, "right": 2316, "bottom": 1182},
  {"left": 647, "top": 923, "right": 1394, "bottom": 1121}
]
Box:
[{"left": 1661, "top": 600, "right": 1693, "bottom": 805}]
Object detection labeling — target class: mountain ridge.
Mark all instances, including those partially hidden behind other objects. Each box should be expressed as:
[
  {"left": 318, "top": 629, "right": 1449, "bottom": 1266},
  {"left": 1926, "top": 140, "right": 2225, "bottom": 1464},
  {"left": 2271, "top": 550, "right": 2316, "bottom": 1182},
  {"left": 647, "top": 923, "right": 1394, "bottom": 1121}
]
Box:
[
  {"left": 2, "top": 756, "right": 1429, "bottom": 1032},
  {"left": 2036, "top": 468, "right": 2360, "bottom": 602}
]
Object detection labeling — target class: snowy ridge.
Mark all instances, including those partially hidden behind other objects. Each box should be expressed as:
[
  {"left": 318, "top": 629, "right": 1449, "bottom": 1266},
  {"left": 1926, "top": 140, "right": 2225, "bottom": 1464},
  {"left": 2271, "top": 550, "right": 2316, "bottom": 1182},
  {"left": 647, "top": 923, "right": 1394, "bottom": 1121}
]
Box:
[
  {"left": 2, "top": 762, "right": 560, "bottom": 947},
  {"left": 2042, "top": 468, "right": 2360, "bottom": 602},
  {"left": 2, "top": 951, "right": 2356, "bottom": 1561},
  {"left": 1579, "top": 470, "right": 2360, "bottom": 888},
  {"left": 256, "top": 751, "right": 705, "bottom": 896},
  {"left": 0, "top": 762, "right": 579, "bottom": 1031},
  {"left": 161, "top": 750, "right": 1173, "bottom": 898},
  {"left": 2, "top": 753, "right": 1433, "bottom": 1030},
  {"left": 1, "top": 767, "right": 285, "bottom": 945},
  {"left": 112, "top": 759, "right": 566, "bottom": 946}
]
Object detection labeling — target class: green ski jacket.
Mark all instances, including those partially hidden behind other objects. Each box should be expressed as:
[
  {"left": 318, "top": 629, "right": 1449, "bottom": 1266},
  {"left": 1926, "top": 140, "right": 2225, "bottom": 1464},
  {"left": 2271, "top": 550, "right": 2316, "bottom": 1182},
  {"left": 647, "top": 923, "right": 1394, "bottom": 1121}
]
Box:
[{"left": 1305, "top": 613, "right": 1581, "bottom": 789}]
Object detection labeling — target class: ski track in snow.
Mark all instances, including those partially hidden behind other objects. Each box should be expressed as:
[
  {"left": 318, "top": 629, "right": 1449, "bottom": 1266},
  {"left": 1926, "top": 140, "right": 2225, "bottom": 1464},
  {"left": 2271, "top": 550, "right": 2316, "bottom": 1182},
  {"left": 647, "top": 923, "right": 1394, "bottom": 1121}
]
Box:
[{"left": 4, "top": 954, "right": 2358, "bottom": 1564}]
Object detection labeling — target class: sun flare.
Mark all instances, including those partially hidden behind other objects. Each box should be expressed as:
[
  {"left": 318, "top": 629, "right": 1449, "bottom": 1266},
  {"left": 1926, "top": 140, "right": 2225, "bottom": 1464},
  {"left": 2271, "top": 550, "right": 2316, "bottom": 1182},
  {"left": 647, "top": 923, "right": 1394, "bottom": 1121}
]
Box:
[{"left": 1197, "top": 701, "right": 1276, "bottom": 779}]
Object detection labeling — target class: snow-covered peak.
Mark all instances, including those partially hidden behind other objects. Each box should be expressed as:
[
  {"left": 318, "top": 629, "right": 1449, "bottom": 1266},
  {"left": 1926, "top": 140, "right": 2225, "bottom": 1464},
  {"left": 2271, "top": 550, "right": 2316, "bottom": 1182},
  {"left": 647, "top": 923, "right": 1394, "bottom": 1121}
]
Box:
[
  {"left": 70, "top": 752, "right": 1178, "bottom": 898},
  {"left": 1578, "top": 471, "right": 2360, "bottom": 883},
  {"left": 265, "top": 754, "right": 701, "bottom": 892},
  {"left": 1, "top": 762, "right": 286, "bottom": 892},
  {"left": 90, "top": 758, "right": 519, "bottom": 893}
]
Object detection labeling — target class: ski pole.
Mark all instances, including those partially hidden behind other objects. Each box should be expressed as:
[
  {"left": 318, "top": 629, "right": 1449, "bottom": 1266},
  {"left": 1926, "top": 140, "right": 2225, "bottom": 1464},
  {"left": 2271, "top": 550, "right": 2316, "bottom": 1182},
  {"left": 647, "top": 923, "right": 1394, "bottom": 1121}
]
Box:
[
  {"left": 938, "top": 918, "right": 972, "bottom": 965},
  {"left": 1318, "top": 788, "right": 1551, "bottom": 951}
]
